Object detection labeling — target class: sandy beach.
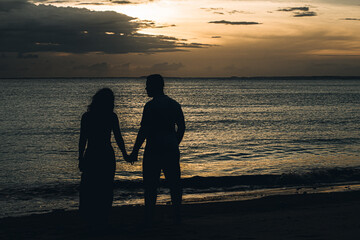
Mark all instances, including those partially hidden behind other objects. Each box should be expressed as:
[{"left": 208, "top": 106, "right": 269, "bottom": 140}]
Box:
[{"left": 1, "top": 190, "right": 360, "bottom": 240}]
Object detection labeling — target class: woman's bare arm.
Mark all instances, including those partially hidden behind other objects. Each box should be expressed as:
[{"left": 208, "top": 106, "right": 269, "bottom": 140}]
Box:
[
  {"left": 113, "top": 113, "right": 128, "bottom": 159},
  {"left": 78, "top": 113, "right": 87, "bottom": 171}
]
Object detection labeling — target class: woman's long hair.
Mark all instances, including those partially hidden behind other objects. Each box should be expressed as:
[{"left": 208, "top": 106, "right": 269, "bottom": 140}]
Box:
[{"left": 88, "top": 88, "right": 115, "bottom": 113}]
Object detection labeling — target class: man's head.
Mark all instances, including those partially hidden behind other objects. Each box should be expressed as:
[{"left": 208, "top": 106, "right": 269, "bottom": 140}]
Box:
[{"left": 146, "top": 74, "right": 164, "bottom": 97}]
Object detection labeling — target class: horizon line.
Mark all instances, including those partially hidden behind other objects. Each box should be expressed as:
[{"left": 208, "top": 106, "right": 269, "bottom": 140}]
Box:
[{"left": 1, "top": 75, "right": 360, "bottom": 80}]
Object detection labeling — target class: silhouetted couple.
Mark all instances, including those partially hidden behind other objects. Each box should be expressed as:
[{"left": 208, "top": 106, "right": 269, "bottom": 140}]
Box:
[{"left": 78, "top": 74, "right": 185, "bottom": 230}]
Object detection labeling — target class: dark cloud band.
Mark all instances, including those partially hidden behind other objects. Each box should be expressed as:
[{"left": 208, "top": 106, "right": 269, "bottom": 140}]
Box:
[
  {"left": 209, "top": 20, "right": 261, "bottom": 25},
  {"left": 0, "top": 0, "right": 207, "bottom": 54},
  {"left": 341, "top": 18, "right": 360, "bottom": 21},
  {"left": 277, "top": 6, "right": 317, "bottom": 18},
  {"left": 278, "top": 7, "right": 310, "bottom": 12},
  {"left": 293, "top": 11, "right": 317, "bottom": 17}
]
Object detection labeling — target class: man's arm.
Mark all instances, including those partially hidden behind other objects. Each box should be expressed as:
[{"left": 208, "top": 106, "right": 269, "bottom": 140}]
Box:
[
  {"left": 131, "top": 126, "right": 146, "bottom": 158},
  {"left": 130, "top": 104, "right": 148, "bottom": 162},
  {"left": 129, "top": 126, "right": 145, "bottom": 163}
]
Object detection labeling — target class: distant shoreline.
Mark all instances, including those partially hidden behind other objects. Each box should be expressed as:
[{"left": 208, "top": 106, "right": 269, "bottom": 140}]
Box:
[{"left": 1, "top": 76, "right": 360, "bottom": 80}]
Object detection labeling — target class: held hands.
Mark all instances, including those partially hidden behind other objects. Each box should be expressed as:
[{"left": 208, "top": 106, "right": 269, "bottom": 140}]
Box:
[
  {"left": 130, "top": 150, "right": 139, "bottom": 163},
  {"left": 124, "top": 151, "right": 138, "bottom": 165}
]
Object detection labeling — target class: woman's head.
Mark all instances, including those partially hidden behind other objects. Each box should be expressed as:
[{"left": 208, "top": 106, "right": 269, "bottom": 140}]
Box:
[{"left": 88, "top": 88, "right": 114, "bottom": 113}]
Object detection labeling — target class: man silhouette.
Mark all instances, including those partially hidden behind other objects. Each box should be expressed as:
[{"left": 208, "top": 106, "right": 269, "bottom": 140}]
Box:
[{"left": 130, "top": 74, "right": 185, "bottom": 224}]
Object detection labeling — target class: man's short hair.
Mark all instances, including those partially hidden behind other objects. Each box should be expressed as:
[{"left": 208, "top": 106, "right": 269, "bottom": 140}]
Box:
[{"left": 147, "top": 74, "right": 164, "bottom": 89}]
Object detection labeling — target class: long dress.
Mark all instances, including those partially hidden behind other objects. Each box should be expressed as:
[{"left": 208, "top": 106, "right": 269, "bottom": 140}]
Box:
[{"left": 79, "top": 111, "right": 116, "bottom": 224}]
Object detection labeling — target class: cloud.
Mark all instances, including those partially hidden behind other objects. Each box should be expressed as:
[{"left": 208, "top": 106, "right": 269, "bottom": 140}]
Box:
[
  {"left": 200, "top": 7, "right": 225, "bottom": 15},
  {"left": 30, "top": 0, "right": 70, "bottom": 3},
  {"left": 31, "top": 0, "right": 157, "bottom": 5},
  {"left": 111, "top": 1, "right": 132, "bottom": 4},
  {"left": 293, "top": 11, "right": 317, "bottom": 17},
  {"left": 137, "top": 20, "right": 176, "bottom": 29},
  {"left": 32, "top": 1, "right": 71, "bottom": 4},
  {"left": 208, "top": 20, "right": 261, "bottom": 25},
  {"left": 135, "top": 62, "right": 184, "bottom": 73},
  {"left": 201, "top": 8, "right": 253, "bottom": 15},
  {"left": 74, "top": 0, "right": 151, "bottom": 5},
  {"left": 228, "top": 10, "right": 253, "bottom": 15},
  {"left": 0, "top": 0, "right": 207, "bottom": 55},
  {"left": 211, "top": 36, "right": 221, "bottom": 38},
  {"left": 0, "top": 0, "right": 28, "bottom": 11},
  {"left": 155, "top": 24, "right": 176, "bottom": 28},
  {"left": 77, "top": 2, "right": 106, "bottom": 5},
  {"left": 278, "top": 7, "right": 310, "bottom": 12},
  {"left": 277, "top": 6, "right": 317, "bottom": 18},
  {"left": 341, "top": 18, "right": 360, "bottom": 21},
  {"left": 201, "top": 7, "right": 224, "bottom": 12}
]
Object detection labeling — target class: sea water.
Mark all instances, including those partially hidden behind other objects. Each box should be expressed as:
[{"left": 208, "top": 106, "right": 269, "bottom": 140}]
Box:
[{"left": 0, "top": 77, "right": 360, "bottom": 217}]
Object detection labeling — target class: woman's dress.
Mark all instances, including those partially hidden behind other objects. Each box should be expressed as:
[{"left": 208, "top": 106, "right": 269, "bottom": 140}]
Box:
[{"left": 79, "top": 111, "right": 116, "bottom": 224}]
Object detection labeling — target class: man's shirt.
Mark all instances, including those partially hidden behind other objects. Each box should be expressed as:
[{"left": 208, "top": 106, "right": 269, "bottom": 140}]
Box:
[{"left": 140, "top": 95, "right": 184, "bottom": 153}]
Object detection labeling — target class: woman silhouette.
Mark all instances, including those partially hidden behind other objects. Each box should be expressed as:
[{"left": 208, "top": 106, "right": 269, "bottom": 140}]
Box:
[{"left": 78, "top": 88, "right": 128, "bottom": 229}]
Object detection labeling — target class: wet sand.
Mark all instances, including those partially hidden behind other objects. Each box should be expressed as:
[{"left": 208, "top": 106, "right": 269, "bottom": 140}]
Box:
[{"left": 1, "top": 190, "right": 360, "bottom": 240}]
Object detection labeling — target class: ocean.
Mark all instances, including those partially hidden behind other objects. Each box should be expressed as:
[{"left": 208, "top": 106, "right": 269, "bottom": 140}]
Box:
[{"left": 1, "top": 77, "right": 360, "bottom": 218}]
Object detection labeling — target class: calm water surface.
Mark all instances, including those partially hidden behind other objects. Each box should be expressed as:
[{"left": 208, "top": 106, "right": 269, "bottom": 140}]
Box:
[{"left": 0, "top": 78, "right": 359, "bottom": 217}]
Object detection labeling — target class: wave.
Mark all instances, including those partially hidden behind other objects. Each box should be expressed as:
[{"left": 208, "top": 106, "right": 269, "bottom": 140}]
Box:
[
  {"left": 1, "top": 167, "right": 360, "bottom": 201},
  {"left": 182, "top": 167, "right": 360, "bottom": 189},
  {"left": 291, "top": 138, "right": 360, "bottom": 145}
]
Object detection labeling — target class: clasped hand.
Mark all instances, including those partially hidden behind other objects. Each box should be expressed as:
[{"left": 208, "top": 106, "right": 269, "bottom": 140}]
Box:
[{"left": 124, "top": 151, "right": 138, "bottom": 165}]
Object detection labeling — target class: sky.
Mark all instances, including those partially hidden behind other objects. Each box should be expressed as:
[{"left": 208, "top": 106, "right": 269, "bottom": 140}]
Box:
[{"left": 0, "top": 0, "right": 359, "bottom": 77}]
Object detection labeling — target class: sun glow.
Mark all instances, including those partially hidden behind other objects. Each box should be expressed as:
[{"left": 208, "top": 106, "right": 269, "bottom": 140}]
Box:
[
  {"left": 26, "top": 0, "right": 360, "bottom": 77},
  {"left": 67, "top": 1, "right": 180, "bottom": 23},
  {"left": 113, "top": 2, "right": 179, "bottom": 23}
]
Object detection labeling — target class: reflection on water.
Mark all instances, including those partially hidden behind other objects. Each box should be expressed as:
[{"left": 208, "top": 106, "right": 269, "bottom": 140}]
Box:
[{"left": 0, "top": 78, "right": 360, "bottom": 190}]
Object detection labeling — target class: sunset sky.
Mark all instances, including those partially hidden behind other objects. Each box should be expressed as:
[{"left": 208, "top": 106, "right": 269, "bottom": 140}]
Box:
[{"left": 1, "top": 0, "right": 359, "bottom": 77}]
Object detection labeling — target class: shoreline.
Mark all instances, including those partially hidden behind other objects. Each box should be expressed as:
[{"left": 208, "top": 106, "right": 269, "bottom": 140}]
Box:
[
  {"left": 180, "top": 181, "right": 360, "bottom": 204},
  {"left": 1, "top": 189, "right": 360, "bottom": 239},
  {"left": 2, "top": 181, "right": 360, "bottom": 219}
]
